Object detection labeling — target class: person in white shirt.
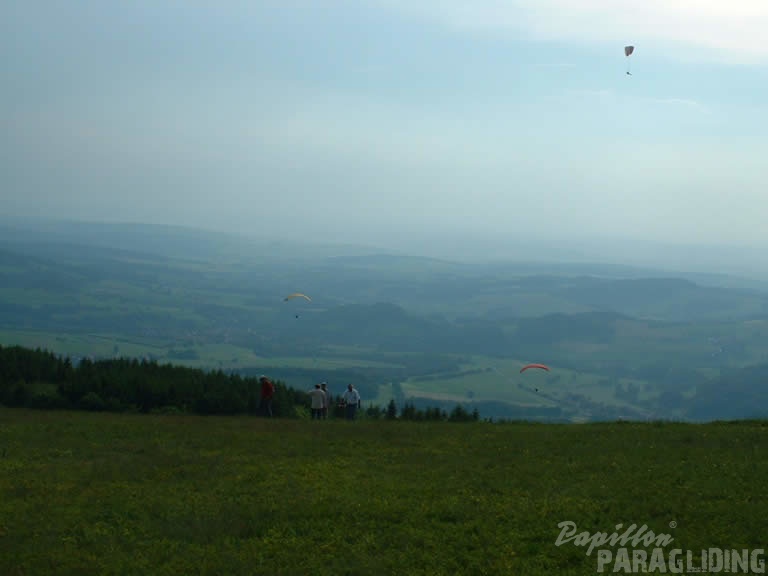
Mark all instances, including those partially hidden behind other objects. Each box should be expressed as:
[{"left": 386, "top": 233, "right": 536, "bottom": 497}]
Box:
[
  {"left": 308, "top": 384, "right": 326, "bottom": 420},
  {"left": 342, "top": 384, "right": 361, "bottom": 420}
]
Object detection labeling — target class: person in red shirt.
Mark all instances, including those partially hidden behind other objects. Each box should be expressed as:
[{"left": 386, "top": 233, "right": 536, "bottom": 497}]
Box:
[{"left": 260, "top": 375, "right": 275, "bottom": 417}]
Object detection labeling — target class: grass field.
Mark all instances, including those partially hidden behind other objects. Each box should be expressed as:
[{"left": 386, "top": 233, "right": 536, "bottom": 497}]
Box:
[
  {"left": 391, "top": 356, "right": 660, "bottom": 418},
  {"left": 0, "top": 331, "right": 170, "bottom": 360},
  {"left": 0, "top": 331, "right": 404, "bottom": 372},
  {"left": 1, "top": 408, "right": 767, "bottom": 575}
]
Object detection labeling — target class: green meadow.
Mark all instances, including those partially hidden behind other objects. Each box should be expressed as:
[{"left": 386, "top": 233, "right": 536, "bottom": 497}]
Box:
[{"left": 2, "top": 408, "right": 767, "bottom": 575}]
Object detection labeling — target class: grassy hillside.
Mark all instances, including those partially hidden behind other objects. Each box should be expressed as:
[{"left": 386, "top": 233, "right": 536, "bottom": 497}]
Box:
[{"left": 1, "top": 408, "right": 767, "bottom": 575}]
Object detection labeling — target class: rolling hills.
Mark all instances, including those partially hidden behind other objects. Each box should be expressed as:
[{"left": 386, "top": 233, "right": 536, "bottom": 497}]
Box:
[{"left": 2, "top": 219, "right": 768, "bottom": 421}]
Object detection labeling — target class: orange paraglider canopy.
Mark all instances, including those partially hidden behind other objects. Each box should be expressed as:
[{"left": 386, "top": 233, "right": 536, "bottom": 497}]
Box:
[{"left": 520, "top": 363, "right": 550, "bottom": 373}]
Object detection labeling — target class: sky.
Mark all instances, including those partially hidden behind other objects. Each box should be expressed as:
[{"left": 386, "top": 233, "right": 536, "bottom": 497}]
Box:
[{"left": 2, "top": 0, "right": 768, "bottom": 267}]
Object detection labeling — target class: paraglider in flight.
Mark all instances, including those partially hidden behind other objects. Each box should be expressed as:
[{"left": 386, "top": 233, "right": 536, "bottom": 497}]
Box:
[
  {"left": 284, "top": 293, "right": 312, "bottom": 302},
  {"left": 284, "top": 292, "right": 311, "bottom": 319},
  {"left": 521, "top": 363, "right": 550, "bottom": 392},
  {"left": 520, "top": 363, "right": 550, "bottom": 373},
  {"left": 624, "top": 45, "right": 634, "bottom": 75}
]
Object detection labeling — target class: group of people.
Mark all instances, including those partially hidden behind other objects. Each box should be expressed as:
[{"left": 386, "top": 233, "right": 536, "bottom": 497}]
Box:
[
  {"left": 308, "top": 382, "right": 361, "bottom": 420},
  {"left": 259, "top": 375, "right": 362, "bottom": 420}
]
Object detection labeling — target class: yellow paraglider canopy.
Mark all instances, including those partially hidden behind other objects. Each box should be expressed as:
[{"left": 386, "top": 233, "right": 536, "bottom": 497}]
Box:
[{"left": 284, "top": 293, "right": 312, "bottom": 302}]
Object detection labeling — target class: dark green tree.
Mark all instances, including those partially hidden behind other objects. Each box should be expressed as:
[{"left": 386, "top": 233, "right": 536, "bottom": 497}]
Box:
[{"left": 386, "top": 398, "right": 398, "bottom": 420}]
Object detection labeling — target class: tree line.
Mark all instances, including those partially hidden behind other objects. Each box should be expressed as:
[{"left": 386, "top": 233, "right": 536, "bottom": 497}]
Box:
[{"left": 0, "top": 345, "right": 480, "bottom": 421}]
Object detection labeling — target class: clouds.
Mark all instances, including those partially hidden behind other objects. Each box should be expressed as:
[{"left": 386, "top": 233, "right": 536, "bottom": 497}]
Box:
[
  {"left": 2, "top": 1, "right": 768, "bottom": 255},
  {"left": 645, "top": 97, "right": 711, "bottom": 114},
  {"left": 372, "top": 0, "right": 768, "bottom": 64},
  {"left": 565, "top": 88, "right": 712, "bottom": 116}
]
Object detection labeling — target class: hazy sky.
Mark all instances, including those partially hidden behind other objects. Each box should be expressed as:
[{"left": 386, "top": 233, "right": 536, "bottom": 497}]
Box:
[{"left": 2, "top": 1, "right": 768, "bottom": 261}]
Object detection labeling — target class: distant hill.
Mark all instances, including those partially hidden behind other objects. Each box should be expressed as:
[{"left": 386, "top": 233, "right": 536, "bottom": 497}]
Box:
[
  {"left": 4, "top": 218, "right": 768, "bottom": 421},
  {"left": 687, "top": 363, "right": 768, "bottom": 421},
  {"left": 551, "top": 276, "right": 768, "bottom": 321},
  {"left": 274, "top": 302, "right": 508, "bottom": 356}
]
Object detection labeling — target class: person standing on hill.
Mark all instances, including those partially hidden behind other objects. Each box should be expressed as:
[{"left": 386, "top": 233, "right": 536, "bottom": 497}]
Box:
[
  {"left": 308, "top": 384, "right": 326, "bottom": 420},
  {"left": 342, "top": 384, "right": 361, "bottom": 420},
  {"left": 320, "top": 382, "right": 330, "bottom": 419},
  {"left": 260, "top": 375, "right": 275, "bottom": 417}
]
